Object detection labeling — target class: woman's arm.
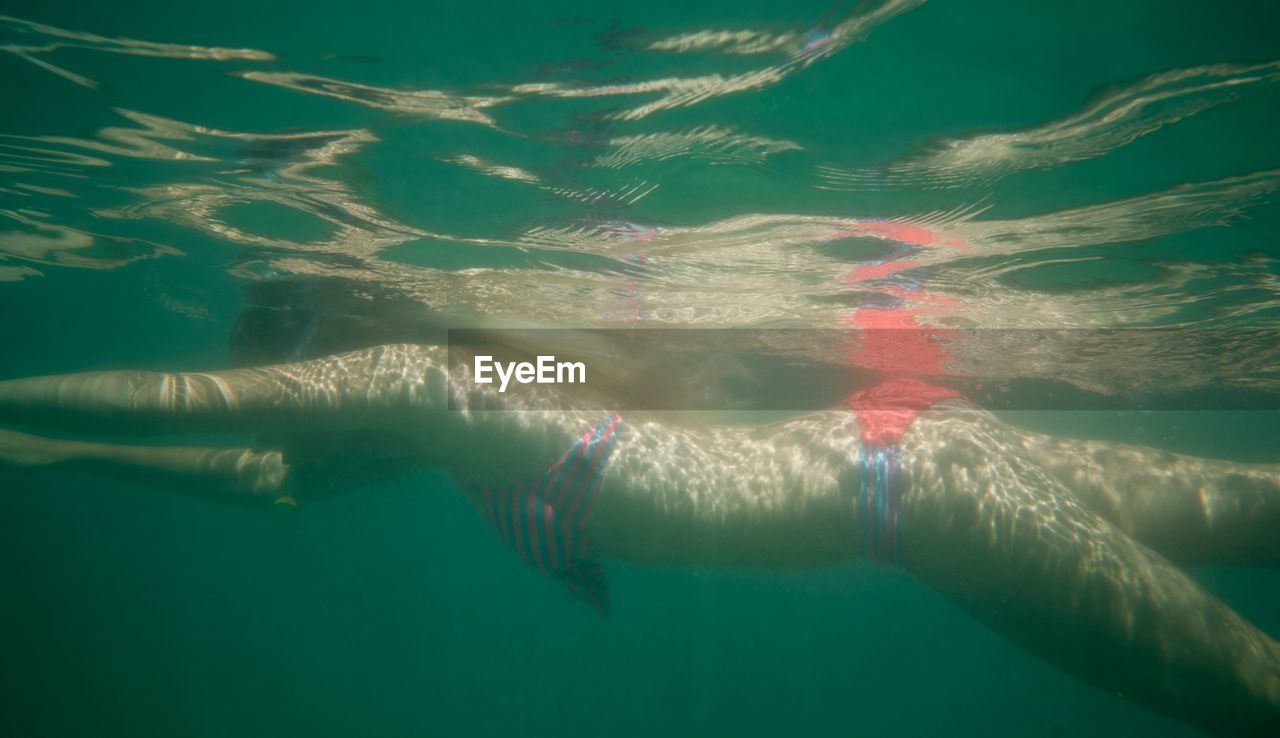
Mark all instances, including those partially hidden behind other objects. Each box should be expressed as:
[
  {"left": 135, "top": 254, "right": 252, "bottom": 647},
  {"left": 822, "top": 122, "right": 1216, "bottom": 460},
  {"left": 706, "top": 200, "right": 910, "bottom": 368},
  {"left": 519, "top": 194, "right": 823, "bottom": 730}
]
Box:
[
  {"left": 0, "top": 427, "right": 292, "bottom": 502},
  {"left": 0, "top": 344, "right": 449, "bottom": 434}
]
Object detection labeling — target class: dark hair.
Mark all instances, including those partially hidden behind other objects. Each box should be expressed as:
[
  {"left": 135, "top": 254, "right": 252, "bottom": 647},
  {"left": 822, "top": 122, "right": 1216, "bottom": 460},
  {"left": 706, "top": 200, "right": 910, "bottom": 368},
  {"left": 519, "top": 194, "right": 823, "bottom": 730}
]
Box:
[{"left": 229, "top": 277, "right": 445, "bottom": 367}]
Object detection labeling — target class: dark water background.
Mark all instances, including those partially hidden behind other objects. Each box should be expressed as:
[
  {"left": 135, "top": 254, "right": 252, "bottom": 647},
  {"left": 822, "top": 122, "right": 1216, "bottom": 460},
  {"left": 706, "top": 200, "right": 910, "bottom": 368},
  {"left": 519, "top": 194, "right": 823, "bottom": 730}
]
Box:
[{"left": 2, "top": 1, "right": 1280, "bottom": 736}]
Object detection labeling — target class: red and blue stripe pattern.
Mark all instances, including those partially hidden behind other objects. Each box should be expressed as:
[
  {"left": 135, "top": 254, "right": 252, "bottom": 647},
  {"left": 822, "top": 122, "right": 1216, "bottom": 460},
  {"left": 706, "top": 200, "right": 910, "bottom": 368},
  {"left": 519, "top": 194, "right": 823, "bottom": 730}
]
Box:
[
  {"left": 480, "top": 414, "right": 624, "bottom": 615},
  {"left": 858, "top": 444, "right": 901, "bottom": 564}
]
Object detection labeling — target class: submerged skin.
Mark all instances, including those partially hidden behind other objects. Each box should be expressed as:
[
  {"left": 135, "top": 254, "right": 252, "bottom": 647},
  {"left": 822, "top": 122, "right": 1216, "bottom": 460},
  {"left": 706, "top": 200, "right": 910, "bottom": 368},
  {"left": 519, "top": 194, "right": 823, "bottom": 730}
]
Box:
[{"left": 1, "top": 343, "right": 1279, "bottom": 737}]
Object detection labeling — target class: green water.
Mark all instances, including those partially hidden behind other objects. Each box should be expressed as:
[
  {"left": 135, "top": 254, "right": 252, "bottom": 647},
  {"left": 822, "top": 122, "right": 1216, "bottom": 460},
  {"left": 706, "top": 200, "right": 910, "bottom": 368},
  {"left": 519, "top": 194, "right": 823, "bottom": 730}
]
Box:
[{"left": 2, "top": 1, "right": 1279, "bottom": 736}]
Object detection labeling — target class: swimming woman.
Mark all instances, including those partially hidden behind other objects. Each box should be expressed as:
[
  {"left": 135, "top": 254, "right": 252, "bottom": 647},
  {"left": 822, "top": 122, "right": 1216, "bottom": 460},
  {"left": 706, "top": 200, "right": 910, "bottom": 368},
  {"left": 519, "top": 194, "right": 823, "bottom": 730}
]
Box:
[{"left": 0, "top": 338, "right": 1278, "bottom": 737}]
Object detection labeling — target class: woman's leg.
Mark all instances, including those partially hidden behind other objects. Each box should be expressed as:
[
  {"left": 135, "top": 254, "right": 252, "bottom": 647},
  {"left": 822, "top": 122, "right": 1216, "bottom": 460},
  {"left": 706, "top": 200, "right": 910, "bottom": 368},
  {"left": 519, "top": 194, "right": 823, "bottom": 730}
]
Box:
[
  {"left": 1018, "top": 429, "right": 1280, "bottom": 566},
  {"left": 0, "top": 427, "right": 293, "bottom": 503},
  {"left": 900, "top": 404, "right": 1280, "bottom": 737}
]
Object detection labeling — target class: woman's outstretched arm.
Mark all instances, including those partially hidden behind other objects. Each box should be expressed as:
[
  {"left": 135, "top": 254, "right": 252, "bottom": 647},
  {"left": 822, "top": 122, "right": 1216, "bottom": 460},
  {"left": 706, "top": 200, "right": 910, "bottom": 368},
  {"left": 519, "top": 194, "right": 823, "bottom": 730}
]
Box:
[{"left": 0, "top": 344, "right": 450, "bottom": 435}]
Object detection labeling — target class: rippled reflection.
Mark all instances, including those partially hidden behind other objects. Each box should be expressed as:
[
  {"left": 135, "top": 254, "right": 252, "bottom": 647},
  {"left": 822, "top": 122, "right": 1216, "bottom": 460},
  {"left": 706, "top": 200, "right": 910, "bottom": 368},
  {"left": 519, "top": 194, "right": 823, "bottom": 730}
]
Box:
[
  {"left": 0, "top": 208, "right": 180, "bottom": 276},
  {"left": 238, "top": 71, "right": 511, "bottom": 127},
  {"left": 511, "top": 0, "right": 925, "bottom": 120},
  {"left": 820, "top": 61, "right": 1280, "bottom": 190},
  {"left": 588, "top": 125, "right": 802, "bottom": 169},
  {"left": 0, "top": 13, "right": 273, "bottom": 89},
  {"left": 0, "top": 8, "right": 1275, "bottom": 406}
]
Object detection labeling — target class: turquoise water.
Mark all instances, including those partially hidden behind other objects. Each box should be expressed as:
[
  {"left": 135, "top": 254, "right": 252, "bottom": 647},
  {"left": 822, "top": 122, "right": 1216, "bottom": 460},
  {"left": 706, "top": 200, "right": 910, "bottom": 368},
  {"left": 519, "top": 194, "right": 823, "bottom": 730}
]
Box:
[{"left": 2, "top": 1, "right": 1280, "bottom": 736}]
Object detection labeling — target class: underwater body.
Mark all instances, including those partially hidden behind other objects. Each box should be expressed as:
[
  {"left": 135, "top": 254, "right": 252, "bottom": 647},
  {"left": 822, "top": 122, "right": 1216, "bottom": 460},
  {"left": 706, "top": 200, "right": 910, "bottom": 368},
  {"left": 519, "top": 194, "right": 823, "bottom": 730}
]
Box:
[{"left": 2, "top": 1, "right": 1280, "bottom": 736}]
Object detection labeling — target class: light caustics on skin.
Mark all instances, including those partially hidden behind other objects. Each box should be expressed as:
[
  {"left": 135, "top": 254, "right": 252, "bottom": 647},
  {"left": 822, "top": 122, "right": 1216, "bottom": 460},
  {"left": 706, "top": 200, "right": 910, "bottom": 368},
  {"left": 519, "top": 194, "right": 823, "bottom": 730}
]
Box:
[
  {"left": 0, "top": 343, "right": 1279, "bottom": 736},
  {"left": 0, "top": 342, "right": 1277, "bottom": 568},
  {"left": 819, "top": 61, "right": 1280, "bottom": 190},
  {"left": 0, "top": 14, "right": 274, "bottom": 90}
]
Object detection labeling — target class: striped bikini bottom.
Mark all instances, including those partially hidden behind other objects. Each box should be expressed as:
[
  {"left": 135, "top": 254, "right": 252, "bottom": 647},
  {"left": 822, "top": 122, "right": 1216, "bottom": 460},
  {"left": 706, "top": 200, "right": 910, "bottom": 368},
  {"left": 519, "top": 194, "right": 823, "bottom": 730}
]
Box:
[
  {"left": 477, "top": 414, "right": 624, "bottom": 616},
  {"left": 858, "top": 444, "right": 901, "bottom": 563}
]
